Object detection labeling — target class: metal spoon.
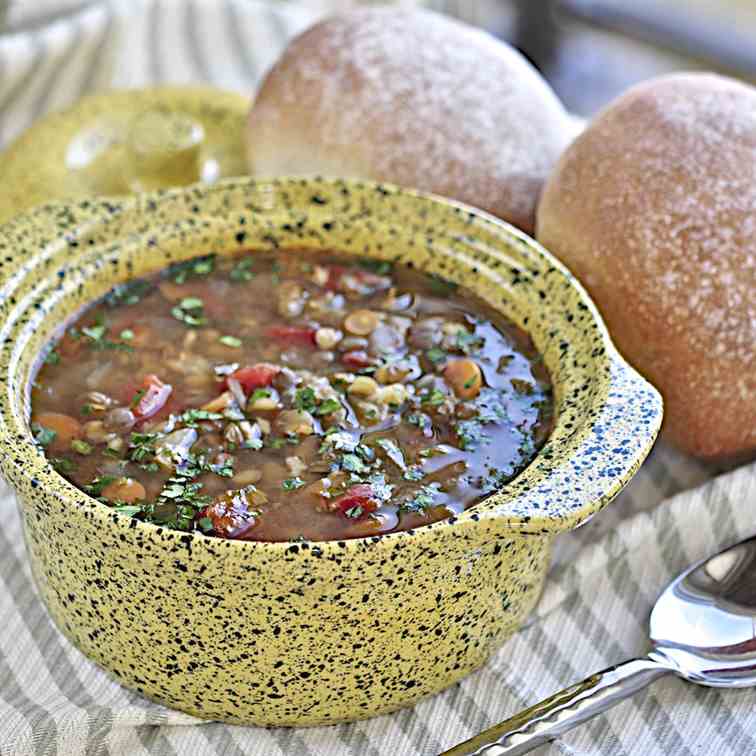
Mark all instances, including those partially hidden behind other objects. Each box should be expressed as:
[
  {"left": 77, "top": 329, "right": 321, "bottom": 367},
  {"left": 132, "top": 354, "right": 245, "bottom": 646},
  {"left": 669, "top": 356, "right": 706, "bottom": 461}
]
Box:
[{"left": 442, "top": 534, "right": 756, "bottom": 755}]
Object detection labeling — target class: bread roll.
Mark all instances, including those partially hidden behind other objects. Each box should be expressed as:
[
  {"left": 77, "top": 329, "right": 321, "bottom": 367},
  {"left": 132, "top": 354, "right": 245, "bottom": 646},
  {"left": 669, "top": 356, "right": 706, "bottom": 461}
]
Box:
[
  {"left": 537, "top": 73, "right": 756, "bottom": 460},
  {"left": 245, "top": 8, "right": 575, "bottom": 233}
]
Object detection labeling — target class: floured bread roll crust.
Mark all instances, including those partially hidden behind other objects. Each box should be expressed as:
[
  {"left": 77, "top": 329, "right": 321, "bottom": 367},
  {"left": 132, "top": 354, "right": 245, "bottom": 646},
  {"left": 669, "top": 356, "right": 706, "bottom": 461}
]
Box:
[
  {"left": 246, "top": 8, "right": 575, "bottom": 233},
  {"left": 538, "top": 73, "right": 756, "bottom": 460}
]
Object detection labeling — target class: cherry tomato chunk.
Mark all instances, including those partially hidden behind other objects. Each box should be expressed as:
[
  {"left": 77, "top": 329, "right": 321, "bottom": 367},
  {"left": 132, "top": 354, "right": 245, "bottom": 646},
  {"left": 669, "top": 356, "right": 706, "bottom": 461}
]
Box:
[
  {"left": 222, "top": 363, "right": 280, "bottom": 393},
  {"left": 342, "top": 350, "right": 375, "bottom": 369},
  {"left": 265, "top": 325, "right": 317, "bottom": 346},
  {"left": 335, "top": 484, "right": 379, "bottom": 519}
]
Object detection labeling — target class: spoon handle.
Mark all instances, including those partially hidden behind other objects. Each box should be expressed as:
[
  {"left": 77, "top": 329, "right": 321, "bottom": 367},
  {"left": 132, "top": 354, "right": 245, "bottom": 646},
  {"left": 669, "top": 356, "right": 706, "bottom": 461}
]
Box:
[{"left": 441, "top": 654, "right": 673, "bottom": 756}]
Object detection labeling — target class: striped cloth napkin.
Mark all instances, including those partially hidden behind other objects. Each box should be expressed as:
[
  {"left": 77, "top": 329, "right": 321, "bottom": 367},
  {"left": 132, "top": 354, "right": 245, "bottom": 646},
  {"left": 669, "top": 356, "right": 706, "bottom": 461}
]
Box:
[{"left": 0, "top": 2, "right": 753, "bottom": 754}]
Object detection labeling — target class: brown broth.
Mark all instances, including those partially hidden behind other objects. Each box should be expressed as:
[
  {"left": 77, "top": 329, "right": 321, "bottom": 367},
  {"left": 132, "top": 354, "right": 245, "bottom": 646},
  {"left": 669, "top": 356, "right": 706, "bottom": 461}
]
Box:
[{"left": 31, "top": 250, "right": 554, "bottom": 542}]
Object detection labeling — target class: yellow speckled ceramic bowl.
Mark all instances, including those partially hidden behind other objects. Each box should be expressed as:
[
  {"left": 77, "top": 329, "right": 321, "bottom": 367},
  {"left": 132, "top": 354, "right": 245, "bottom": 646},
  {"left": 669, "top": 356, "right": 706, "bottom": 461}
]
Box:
[{"left": 0, "top": 177, "right": 662, "bottom": 726}]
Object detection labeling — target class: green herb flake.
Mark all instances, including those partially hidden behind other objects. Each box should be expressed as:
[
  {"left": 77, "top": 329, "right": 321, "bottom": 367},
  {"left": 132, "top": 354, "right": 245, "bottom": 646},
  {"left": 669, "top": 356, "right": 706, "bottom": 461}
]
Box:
[
  {"left": 51, "top": 457, "right": 76, "bottom": 474},
  {"left": 84, "top": 475, "right": 117, "bottom": 496},
  {"left": 421, "top": 388, "right": 446, "bottom": 406},
  {"left": 32, "top": 423, "right": 57, "bottom": 448},
  {"left": 44, "top": 350, "right": 61, "bottom": 365},
  {"left": 114, "top": 505, "right": 143, "bottom": 517},
  {"left": 70, "top": 439, "right": 93, "bottom": 455},
  {"left": 80, "top": 316, "right": 134, "bottom": 352},
  {"left": 198, "top": 516, "right": 214, "bottom": 532},
  {"left": 455, "top": 330, "right": 485, "bottom": 355},
  {"left": 343, "top": 505, "right": 365, "bottom": 519},
  {"left": 171, "top": 297, "right": 207, "bottom": 328},
  {"left": 282, "top": 477, "right": 305, "bottom": 491},
  {"left": 359, "top": 259, "right": 392, "bottom": 275},
  {"left": 178, "top": 409, "right": 224, "bottom": 427},
  {"left": 400, "top": 484, "right": 441, "bottom": 514},
  {"left": 229, "top": 258, "right": 255, "bottom": 282},
  {"left": 105, "top": 280, "right": 153, "bottom": 307},
  {"left": 294, "top": 387, "right": 317, "bottom": 412},
  {"left": 168, "top": 254, "right": 216, "bottom": 284},
  {"left": 119, "top": 329, "right": 134, "bottom": 341},
  {"left": 340, "top": 453, "right": 367, "bottom": 474},
  {"left": 219, "top": 335, "right": 242, "bottom": 348},
  {"left": 250, "top": 388, "right": 272, "bottom": 403},
  {"left": 130, "top": 388, "right": 146, "bottom": 409},
  {"left": 426, "top": 347, "right": 446, "bottom": 364},
  {"left": 315, "top": 397, "right": 341, "bottom": 416}
]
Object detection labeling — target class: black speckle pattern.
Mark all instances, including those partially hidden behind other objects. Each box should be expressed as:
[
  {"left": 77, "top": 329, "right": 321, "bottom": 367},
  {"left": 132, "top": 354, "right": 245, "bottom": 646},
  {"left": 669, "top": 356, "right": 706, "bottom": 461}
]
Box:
[{"left": 0, "top": 178, "right": 662, "bottom": 726}]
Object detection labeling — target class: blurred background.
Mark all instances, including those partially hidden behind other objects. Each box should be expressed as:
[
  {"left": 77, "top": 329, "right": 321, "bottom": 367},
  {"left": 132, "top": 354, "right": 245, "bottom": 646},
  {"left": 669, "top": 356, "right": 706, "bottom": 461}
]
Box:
[
  {"left": 429, "top": 0, "right": 756, "bottom": 114},
  {"left": 2, "top": 0, "right": 755, "bottom": 119}
]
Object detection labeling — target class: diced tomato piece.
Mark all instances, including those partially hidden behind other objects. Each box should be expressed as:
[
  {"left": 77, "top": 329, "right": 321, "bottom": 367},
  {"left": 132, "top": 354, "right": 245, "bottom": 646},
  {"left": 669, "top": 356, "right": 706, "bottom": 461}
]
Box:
[
  {"left": 222, "top": 363, "right": 280, "bottom": 393},
  {"left": 265, "top": 325, "right": 317, "bottom": 346},
  {"left": 342, "top": 350, "right": 374, "bottom": 369},
  {"left": 325, "top": 265, "right": 346, "bottom": 290},
  {"left": 132, "top": 374, "right": 173, "bottom": 420},
  {"left": 335, "top": 484, "right": 379, "bottom": 519},
  {"left": 199, "top": 489, "right": 258, "bottom": 539}
]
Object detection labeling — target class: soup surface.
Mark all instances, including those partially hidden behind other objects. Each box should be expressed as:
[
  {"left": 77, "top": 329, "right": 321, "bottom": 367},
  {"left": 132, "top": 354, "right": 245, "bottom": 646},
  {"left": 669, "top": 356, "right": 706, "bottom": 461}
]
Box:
[{"left": 31, "top": 250, "right": 553, "bottom": 541}]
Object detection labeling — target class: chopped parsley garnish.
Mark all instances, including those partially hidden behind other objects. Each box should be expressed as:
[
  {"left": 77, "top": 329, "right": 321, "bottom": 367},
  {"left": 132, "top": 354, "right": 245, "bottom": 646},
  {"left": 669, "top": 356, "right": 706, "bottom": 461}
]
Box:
[
  {"left": 80, "top": 316, "right": 134, "bottom": 352},
  {"left": 403, "top": 467, "right": 424, "bottom": 481},
  {"left": 340, "top": 453, "right": 368, "bottom": 474},
  {"left": 229, "top": 258, "right": 255, "bottom": 282},
  {"left": 128, "top": 432, "right": 159, "bottom": 463},
  {"left": 359, "top": 259, "right": 392, "bottom": 275},
  {"left": 51, "top": 457, "right": 76, "bottom": 474},
  {"left": 178, "top": 409, "right": 224, "bottom": 427},
  {"left": 455, "top": 420, "right": 490, "bottom": 451},
  {"left": 250, "top": 388, "right": 272, "bottom": 403},
  {"left": 426, "top": 347, "right": 446, "bottom": 364},
  {"left": 44, "top": 350, "right": 60, "bottom": 365},
  {"left": 420, "top": 388, "right": 446, "bottom": 406},
  {"left": 211, "top": 458, "right": 235, "bottom": 478},
  {"left": 105, "top": 280, "right": 153, "bottom": 306},
  {"left": 171, "top": 297, "right": 207, "bottom": 327},
  {"left": 197, "top": 516, "right": 214, "bottom": 532},
  {"left": 70, "top": 439, "right": 93, "bottom": 455},
  {"left": 343, "top": 505, "right": 365, "bottom": 519},
  {"left": 130, "top": 388, "right": 146, "bottom": 408},
  {"left": 294, "top": 387, "right": 317, "bottom": 412},
  {"left": 114, "top": 504, "right": 143, "bottom": 517},
  {"left": 219, "top": 335, "right": 242, "bottom": 348},
  {"left": 282, "top": 477, "right": 305, "bottom": 491},
  {"left": 31, "top": 423, "right": 56, "bottom": 448},
  {"left": 400, "top": 484, "right": 441, "bottom": 514},
  {"left": 119, "top": 329, "right": 134, "bottom": 341},
  {"left": 315, "top": 398, "right": 341, "bottom": 416},
  {"left": 167, "top": 254, "right": 216, "bottom": 284},
  {"left": 455, "top": 330, "right": 485, "bottom": 355},
  {"left": 84, "top": 475, "right": 117, "bottom": 497}
]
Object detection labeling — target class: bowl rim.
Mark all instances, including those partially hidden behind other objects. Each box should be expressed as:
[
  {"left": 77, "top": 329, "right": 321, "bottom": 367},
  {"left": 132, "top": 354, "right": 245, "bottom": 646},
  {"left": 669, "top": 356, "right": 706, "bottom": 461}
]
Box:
[{"left": 0, "top": 176, "right": 663, "bottom": 555}]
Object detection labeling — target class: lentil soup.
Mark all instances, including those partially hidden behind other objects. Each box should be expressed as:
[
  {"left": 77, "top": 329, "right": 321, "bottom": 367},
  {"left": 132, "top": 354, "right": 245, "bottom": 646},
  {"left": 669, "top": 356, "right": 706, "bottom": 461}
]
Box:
[{"left": 31, "top": 251, "right": 553, "bottom": 541}]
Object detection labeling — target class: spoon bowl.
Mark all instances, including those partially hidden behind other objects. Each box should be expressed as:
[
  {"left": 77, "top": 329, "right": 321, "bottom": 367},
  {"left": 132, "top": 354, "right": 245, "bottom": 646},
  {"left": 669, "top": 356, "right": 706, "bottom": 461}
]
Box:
[
  {"left": 445, "top": 534, "right": 756, "bottom": 755},
  {"left": 651, "top": 536, "right": 756, "bottom": 688}
]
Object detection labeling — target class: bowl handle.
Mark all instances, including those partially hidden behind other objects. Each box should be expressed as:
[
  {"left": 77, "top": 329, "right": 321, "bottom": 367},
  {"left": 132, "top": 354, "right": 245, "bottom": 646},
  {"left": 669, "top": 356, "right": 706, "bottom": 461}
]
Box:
[{"left": 486, "top": 350, "right": 663, "bottom": 536}]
